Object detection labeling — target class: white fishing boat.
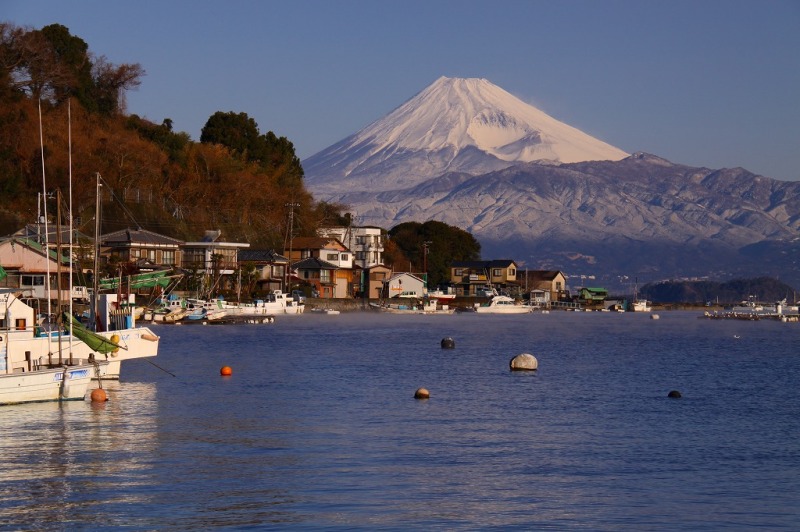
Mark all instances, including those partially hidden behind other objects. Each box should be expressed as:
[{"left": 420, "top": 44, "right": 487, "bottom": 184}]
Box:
[
  {"left": 1, "top": 289, "right": 114, "bottom": 405},
  {"left": 221, "top": 290, "right": 305, "bottom": 316},
  {"left": 474, "top": 295, "right": 533, "bottom": 314},
  {"left": 630, "top": 279, "right": 652, "bottom": 312},
  {"left": 311, "top": 307, "right": 340, "bottom": 315},
  {"left": 427, "top": 288, "right": 456, "bottom": 301},
  {"left": 65, "top": 293, "right": 160, "bottom": 379},
  {"left": 184, "top": 298, "right": 228, "bottom": 321},
  {"left": 143, "top": 295, "right": 188, "bottom": 322},
  {"left": 370, "top": 298, "right": 455, "bottom": 315}
]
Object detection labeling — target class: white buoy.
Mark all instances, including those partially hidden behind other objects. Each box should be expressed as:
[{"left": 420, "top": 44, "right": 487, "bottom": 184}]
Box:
[{"left": 509, "top": 353, "right": 538, "bottom": 371}]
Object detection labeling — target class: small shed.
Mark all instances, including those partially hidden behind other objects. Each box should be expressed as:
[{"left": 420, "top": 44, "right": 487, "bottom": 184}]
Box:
[{"left": 382, "top": 272, "right": 425, "bottom": 299}]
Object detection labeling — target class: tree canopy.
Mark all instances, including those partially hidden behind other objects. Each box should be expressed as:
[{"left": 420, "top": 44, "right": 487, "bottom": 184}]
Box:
[
  {"left": 389, "top": 221, "right": 481, "bottom": 286},
  {"left": 201, "top": 111, "right": 304, "bottom": 189},
  {"left": 2, "top": 22, "right": 143, "bottom": 114},
  {"left": 0, "top": 22, "right": 331, "bottom": 250}
]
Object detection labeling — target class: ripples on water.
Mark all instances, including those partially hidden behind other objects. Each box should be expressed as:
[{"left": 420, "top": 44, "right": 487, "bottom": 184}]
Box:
[{"left": 1, "top": 311, "right": 798, "bottom": 529}]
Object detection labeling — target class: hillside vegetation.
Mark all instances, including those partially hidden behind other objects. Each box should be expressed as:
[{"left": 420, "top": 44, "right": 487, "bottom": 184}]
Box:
[
  {"left": 0, "top": 22, "right": 346, "bottom": 247},
  {"left": 641, "top": 277, "right": 798, "bottom": 304}
]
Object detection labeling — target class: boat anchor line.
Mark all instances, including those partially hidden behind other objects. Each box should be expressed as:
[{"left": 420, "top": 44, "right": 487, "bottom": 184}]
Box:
[{"left": 145, "top": 359, "right": 177, "bottom": 377}]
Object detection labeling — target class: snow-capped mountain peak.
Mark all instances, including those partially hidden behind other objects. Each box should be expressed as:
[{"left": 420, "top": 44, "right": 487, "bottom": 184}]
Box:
[
  {"left": 303, "top": 76, "right": 628, "bottom": 194},
  {"left": 360, "top": 76, "right": 625, "bottom": 161}
]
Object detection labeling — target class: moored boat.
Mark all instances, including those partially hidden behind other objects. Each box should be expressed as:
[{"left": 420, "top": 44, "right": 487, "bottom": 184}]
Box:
[
  {"left": 427, "top": 288, "right": 456, "bottom": 301},
  {"left": 1, "top": 289, "right": 116, "bottom": 405},
  {"left": 474, "top": 295, "right": 532, "bottom": 314},
  {"left": 219, "top": 290, "right": 305, "bottom": 316},
  {"left": 370, "top": 298, "right": 455, "bottom": 315}
]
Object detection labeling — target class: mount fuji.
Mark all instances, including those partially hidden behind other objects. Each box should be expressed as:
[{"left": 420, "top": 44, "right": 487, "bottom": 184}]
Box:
[
  {"left": 303, "top": 77, "right": 800, "bottom": 289},
  {"left": 304, "top": 76, "right": 627, "bottom": 195}
]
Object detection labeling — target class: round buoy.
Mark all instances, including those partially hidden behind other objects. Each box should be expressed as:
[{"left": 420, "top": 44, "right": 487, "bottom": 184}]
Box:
[
  {"left": 441, "top": 337, "right": 455, "bottom": 349},
  {"left": 90, "top": 388, "right": 107, "bottom": 402},
  {"left": 414, "top": 387, "right": 430, "bottom": 399},
  {"left": 220, "top": 366, "right": 233, "bottom": 376},
  {"left": 510, "top": 353, "right": 538, "bottom": 371},
  {"left": 668, "top": 390, "right": 682, "bottom": 398},
  {"left": 110, "top": 333, "right": 121, "bottom": 354}
]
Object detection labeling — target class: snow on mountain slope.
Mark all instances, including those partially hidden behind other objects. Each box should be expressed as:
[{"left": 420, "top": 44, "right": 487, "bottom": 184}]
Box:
[
  {"left": 300, "top": 78, "right": 800, "bottom": 286},
  {"left": 303, "top": 77, "right": 628, "bottom": 195}
]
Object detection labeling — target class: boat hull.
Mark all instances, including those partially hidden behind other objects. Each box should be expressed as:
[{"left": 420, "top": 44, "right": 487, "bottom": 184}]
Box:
[
  {"left": 474, "top": 296, "right": 533, "bottom": 314},
  {"left": 0, "top": 362, "right": 108, "bottom": 405}
]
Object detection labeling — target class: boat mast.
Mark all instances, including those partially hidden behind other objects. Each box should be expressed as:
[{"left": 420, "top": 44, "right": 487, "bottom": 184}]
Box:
[
  {"left": 55, "top": 189, "right": 65, "bottom": 365},
  {"left": 90, "top": 173, "right": 102, "bottom": 331},
  {"left": 67, "top": 98, "right": 74, "bottom": 356},
  {"left": 38, "top": 98, "right": 55, "bottom": 360}
]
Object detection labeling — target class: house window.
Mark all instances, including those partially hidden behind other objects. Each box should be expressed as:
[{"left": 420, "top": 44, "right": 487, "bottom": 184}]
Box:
[
  {"left": 493, "top": 269, "right": 502, "bottom": 277},
  {"left": 183, "top": 248, "right": 205, "bottom": 267},
  {"left": 147, "top": 249, "right": 157, "bottom": 261},
  {"left": 509, "top": 268, "right": 516, "bottom": 276},
  {"left": 356, "top": 251, "right": 366, "bottom": 261},
  {"left": 340, "top": 254, "right": 348, "bottom": 261},
  {"left": 455, "top": 269, "right": 463, "bottom": 276},
  {"left": 21, "top": 275, "right": 45, "bottom": 287},
  {"left": 163, "top": 250, "right": 175, "bottom": 265},
  {"left": 320, "top": 270, "right": 331, "bottom": 283},
  {"left": 326, "top": 253, "right": 338, "bottom": 261}
]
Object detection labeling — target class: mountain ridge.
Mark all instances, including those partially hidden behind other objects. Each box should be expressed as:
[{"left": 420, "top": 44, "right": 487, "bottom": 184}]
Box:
[{"left": 302, "top": 78, "right": 800, "bottom": 288}]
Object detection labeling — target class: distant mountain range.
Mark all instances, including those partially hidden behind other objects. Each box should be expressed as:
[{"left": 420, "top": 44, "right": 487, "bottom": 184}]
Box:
[{"left": 303, "top": 77, "right": 800, "bottom": 290}]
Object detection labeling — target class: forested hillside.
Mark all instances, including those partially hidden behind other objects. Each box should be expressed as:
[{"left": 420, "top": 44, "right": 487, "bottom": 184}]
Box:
[{"left": 0, "top": 22, "right": 346, "bottom": 247}]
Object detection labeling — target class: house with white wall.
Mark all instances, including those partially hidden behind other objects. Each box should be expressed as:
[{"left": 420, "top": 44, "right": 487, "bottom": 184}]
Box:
[{"left": 317, "top": 226, "right": 384, "bottom": 269}]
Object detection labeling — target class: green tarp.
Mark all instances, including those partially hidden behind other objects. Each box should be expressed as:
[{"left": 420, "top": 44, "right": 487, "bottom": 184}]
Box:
[{"left": 98, "top": 270, "right": 175, "bottom": 290}]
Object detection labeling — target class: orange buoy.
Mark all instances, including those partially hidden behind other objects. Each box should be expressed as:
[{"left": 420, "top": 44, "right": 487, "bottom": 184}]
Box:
[
  {"left": 414, "top": 387, "right": 430, "bottom": 399},
  {"left": 220, "top": 366, "right": 233, "bottom": 376},
  {"left": 90, "top": 388, "right": 107, "bottom": 402}
]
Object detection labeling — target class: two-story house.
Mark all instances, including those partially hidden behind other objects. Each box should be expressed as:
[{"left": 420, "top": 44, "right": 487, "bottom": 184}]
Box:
[
  {"left": 0, "top": 236, "right": 87, "bottom": 302},
  {"left": 316, "top": 226, "right": 384, "bottom": 269},
  {"left": 286, "top": 237, "right": 355, "bottom": 298},
  {"left": 520, "top": 270, "right": 568, "bottom": 304},
  {"left": 182, "top": 230, "right": 250, "bottom": 292},
  {"left": 291, "top": 256, "right": 340, "bottom": 299},
  {"left": 449, "top": 260, "right": 520, "bottom": 296},
  {"left": 101, "top": 228, "right": 183, "bottom": 270},
  {"left": 237, "top": 249, "right": 289, "bottom": 294}
]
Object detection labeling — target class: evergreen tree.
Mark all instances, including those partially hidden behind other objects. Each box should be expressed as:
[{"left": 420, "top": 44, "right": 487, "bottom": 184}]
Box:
[{"left": 389, "top": 221, "right": 481, "bottom": 287}]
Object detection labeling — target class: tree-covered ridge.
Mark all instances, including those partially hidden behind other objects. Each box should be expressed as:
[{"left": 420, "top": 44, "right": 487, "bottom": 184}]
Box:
[
  {"left": 389, "top": 221, "right": 481, "bottom": 287},
  {"left": 641, "top": 277, "right": 798, "bottom": 304},
  {"left": 0, "top": 22, "right": 336, "bottom": 250}
]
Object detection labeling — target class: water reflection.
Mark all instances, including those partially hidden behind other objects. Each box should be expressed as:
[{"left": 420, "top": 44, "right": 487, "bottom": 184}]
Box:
[
  {"left": 0, "top": 382, "right": 158, "bottom": 527},
  {"left": 1, "top": 312, "right": 798, "bottom": 528}
]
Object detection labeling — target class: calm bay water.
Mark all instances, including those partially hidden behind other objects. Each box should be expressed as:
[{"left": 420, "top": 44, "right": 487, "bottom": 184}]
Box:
[{"left": 1, "top": 310, "right": 799, "bottom": 530}]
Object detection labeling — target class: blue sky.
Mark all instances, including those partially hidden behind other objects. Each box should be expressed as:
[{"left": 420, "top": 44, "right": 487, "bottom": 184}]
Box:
[{"left": 5, "top": 0, "right": 799, "bottom": 181}]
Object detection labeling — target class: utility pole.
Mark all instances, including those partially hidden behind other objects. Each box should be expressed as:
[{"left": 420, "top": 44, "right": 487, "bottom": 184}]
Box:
[
  {"left": 422, "top": 241, "right": 432, "bottom": 288},
  {"left": 284, "top": 202, "right": 300, "bottom": 292}
]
